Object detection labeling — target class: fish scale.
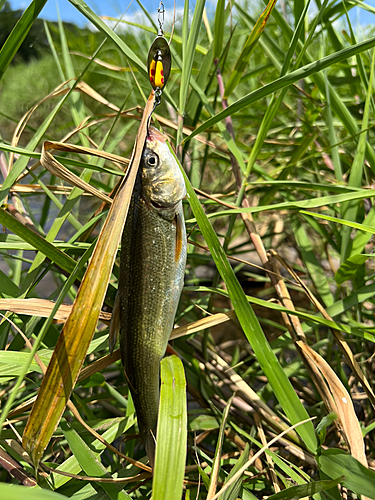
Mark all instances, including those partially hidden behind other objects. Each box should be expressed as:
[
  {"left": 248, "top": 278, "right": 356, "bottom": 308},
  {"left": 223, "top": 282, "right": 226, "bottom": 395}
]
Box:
[{"left": 115, "top": 128, "right": 186, "bottom": 468}]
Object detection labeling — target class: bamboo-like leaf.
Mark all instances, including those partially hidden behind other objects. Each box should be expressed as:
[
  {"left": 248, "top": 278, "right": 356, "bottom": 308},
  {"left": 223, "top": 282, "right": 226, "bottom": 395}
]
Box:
[
  {"left": 224, "top": 0, "right": 277, "bottom": 98},
  {"left": 152, "top": 355, "right": 187, "bottom": 500},
  {"left": 22, "top": 92, "right": 156, "bottom": 467}
]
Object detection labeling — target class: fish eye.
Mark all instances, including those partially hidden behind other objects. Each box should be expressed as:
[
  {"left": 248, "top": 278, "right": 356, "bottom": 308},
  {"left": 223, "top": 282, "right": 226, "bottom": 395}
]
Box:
[
  {"left": 147, "top": 155, "right": 158, "bottom": 167},
  {"left": 143, "top": 148, "right": 159, "bottom": 168}
]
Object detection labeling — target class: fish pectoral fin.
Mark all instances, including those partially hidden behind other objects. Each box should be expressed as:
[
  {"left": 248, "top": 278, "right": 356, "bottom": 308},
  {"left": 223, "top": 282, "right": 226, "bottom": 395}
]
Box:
[
  {"left": 108, "top": 292, "right": 121, "bottom": 354},
  {"left": 175, "top": 212, "right": 184, "bottom": 263}
]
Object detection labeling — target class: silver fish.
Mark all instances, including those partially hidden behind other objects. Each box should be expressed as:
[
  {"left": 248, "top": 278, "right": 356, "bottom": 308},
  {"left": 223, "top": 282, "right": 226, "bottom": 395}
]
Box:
[{"left": 110, "top": 127, "right": 186, "bottom": 468}]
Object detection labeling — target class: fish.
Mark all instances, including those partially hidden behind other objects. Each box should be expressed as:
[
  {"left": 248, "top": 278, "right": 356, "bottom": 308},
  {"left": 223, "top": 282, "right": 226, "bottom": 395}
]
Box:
[{"left": 109, "top": 127, "right": 187, "bottom": 469}]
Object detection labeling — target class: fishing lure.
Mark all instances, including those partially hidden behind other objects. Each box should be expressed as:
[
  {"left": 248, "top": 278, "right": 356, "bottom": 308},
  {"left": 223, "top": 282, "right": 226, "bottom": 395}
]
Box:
[{"left": 147, "top": 2, "right": 171, "bottom": 94}]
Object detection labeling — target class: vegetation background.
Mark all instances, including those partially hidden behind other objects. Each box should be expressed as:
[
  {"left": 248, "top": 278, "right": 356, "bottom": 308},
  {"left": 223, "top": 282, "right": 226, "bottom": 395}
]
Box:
[{"left": 1, "top": 0, "right": 375, "bottom": 498}]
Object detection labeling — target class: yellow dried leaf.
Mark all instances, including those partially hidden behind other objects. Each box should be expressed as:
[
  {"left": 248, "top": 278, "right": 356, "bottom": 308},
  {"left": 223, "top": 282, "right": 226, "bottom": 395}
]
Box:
[{"left": 22, "top": 91, "right": 156, "bottom": 467}]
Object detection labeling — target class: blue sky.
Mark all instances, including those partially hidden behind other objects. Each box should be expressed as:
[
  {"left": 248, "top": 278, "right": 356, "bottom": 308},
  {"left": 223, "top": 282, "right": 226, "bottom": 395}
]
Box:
[
  {"left": 8, "top": 0, "right": 183, "bottom": 25},
  {"left": 6, "top": 0, "right": 375, "bottom": 27}
]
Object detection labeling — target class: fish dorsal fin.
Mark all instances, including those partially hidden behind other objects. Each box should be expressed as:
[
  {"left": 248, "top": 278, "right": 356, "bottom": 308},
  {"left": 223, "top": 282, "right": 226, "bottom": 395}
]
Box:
[{"left": 108, "top": 292, "right": 121, "bottom": 354}]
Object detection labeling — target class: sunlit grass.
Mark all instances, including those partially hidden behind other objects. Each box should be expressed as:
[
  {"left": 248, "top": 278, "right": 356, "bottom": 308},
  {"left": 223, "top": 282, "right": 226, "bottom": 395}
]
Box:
[{"left": 0, "top": 0, "right": 375, "bottom": 498}]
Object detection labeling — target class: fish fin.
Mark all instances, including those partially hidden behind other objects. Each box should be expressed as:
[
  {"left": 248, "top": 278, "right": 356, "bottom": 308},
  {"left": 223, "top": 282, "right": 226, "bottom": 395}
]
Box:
[
  {"left": 108, "top": 292, "right": 120, "bottom": 354},
  {"left": 174, "top": 212, "right": 184, "bottom": 263}
]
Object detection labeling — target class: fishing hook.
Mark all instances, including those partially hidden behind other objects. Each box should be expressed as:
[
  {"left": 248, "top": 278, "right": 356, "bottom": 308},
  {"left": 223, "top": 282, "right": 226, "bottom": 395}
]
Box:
[{"left": 147, "top": 88, "right": 162, "bottom": 135}]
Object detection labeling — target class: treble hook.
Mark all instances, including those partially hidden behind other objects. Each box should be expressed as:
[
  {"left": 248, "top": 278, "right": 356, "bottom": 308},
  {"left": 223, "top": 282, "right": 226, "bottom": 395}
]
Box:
[{"left": 157, "top": 1, "right": 165, "bottom": 36}]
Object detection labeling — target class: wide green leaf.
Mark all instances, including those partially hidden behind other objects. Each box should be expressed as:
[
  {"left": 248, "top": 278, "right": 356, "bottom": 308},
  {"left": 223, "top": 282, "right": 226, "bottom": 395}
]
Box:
[
  {"left": 266, "top": 477, "right": 342, "bottom": 500},
  {"left": 317, "top": 449, "right": 375, "bottom": 499},
  {"left": 0, "top": 484, "right": 66, "bottom": 500},
  {"left": 61, "top": 422, "right": 132, "bottom": 500},
  {"left": 152, "top": 355, "right": 187, "bottom": 500}
]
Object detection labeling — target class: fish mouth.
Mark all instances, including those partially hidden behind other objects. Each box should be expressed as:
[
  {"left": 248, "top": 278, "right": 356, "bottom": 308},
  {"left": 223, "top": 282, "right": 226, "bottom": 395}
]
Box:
[
  {"left": 151, "top": 200, "right": 177, "bottom": 211},
  {"left": 151, "top": 201, "right": 168, "bottom": 210}
]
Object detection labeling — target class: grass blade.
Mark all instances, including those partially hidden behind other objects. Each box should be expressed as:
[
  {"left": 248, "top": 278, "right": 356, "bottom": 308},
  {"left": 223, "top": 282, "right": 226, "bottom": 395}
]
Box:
[
  {"left": 266, "top": 477, "right": 342, "bottom": 500},
  {"left": 335, "top": 254, "right": 372, "bottom": 285},
  {"left": 298, "top": 342, "right": 367, "bottom": 466},
  {"left": 184, "top": 34, "right": 375, "bottom": 143},
  {"left": 207, "top": 394, "right": 234, "bottom": 499},
  {"left": 224, "top": 0, "right": 277, "bottom": 98},
  {"left": 170, "top": 144, "right": 317, "bottom": 452},
  {"left": 179, "top": 0, "right": 206, "bottom": 120},
  {"left": 0, "top": 208, "right": 77, "bottom": 274},
  {"left": 219, "top": 443, "right": 250, "bottom": 500},
  {"left": 152, "top": 355, "right": 187, "bottom": 500},
  {"left": 68, "top": 0, "right": 146, "bottom": 78},
  {"left": 213, "top": 0, "right": 225, "bottom": 62},
  {"left": 0, "top": 0, "right": 47, "bottom": 81},
  {"left": 340, "top": 48, "right": 375, "bottom": 260}
]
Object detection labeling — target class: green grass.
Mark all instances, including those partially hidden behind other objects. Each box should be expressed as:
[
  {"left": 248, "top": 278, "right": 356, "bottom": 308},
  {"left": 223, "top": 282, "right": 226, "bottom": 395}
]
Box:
[{"left": 1, "top": 0, "right": 375, "bottom": 498}]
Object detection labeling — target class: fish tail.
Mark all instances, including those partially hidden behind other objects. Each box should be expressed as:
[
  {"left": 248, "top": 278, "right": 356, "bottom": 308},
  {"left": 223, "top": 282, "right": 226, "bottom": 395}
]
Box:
[{"left": 145, "top": 432, "right": 156, "bottom": 470}]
